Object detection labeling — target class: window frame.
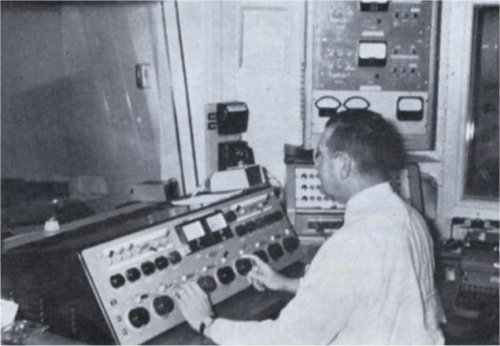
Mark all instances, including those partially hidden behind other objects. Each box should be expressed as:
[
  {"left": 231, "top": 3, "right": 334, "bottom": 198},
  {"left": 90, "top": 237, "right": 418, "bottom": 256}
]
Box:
[{"left": 440, "top": 0, "right": 499, "bottom": 219}]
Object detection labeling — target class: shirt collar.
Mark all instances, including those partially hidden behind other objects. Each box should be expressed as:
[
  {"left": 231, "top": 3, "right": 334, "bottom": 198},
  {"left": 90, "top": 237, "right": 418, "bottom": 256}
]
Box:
[{"left": 344, "top": 182, "right": 394, "bottom": 223}]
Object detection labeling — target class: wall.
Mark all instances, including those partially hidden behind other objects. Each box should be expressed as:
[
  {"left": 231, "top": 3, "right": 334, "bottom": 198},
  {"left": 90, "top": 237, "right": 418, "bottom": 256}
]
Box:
[
  {"left": 174, "top": 1, "right": 498, "bottom": 240},
  {"left": 173, "top": 1, "right": 304, "bottom": 189},
  {"left": 1, "top": 2, "right": 182, "bottom": 209}
]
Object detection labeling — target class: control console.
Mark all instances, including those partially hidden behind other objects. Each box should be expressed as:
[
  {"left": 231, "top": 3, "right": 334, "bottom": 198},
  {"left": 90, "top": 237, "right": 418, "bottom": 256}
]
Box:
[{"left": 80, "top": 186, "right": 301, "bottom": 344}]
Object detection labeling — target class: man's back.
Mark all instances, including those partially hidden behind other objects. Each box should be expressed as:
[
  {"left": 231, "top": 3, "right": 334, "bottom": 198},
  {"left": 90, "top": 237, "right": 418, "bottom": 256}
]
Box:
[{"left": 317, "top": 182, "right": 444, "bottom": 344}]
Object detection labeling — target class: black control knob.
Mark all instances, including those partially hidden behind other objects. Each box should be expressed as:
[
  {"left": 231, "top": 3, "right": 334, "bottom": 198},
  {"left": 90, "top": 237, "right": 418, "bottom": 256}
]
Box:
[
  {"left": 153, "top": 295, "right": 175, "bottom": 316},
  {"left": 268, "top": 243, "right": 284, "bottom": 261},
  {"left": 253, "top": 250, "right": 269, "bottom": 263},
  {"left": 217, "top": 266, "right": 236, "bottom": 285},
  {"left": 246, "top": 221, "right": 257, "bottom": 233},
  {"left": 197, "top": 275, "right": 217, "bottom": 293},
  {"left": 128, "top": 307, "right": 150, "bottom": 328},
  {"left": 235, "top": 258, "right": 253, "bottom": 276},
  {"left": 255, "top": 218, "right": 266, "bottom": 228},
  {"left": 264, "top": 214, "right": 275, "bottom": 225},
  {"left": 141, "top": 261, "right": 156, "bottom": 276},
  {"left": 224, "top": 210, "right": 238, "bottom": 223},
  {"left": 126, "top": 268, "right": 141, "bottom": 282},
  {"left": 110, "top": 274, "right": 126, "bottom": 288},
  {"left": 154, "top": 256, "right": 169, "bottom": 270},
  {"left": 168, "top": 251, "right": 182, "bottom": 265},
  {"left": 273, "top": 211, "right": 284, "bottom": 222},
  {"left": 283, "top": 236, "right": 300, "bottom": 253},
  {"left": 235, "top": 224, "right": 247, "bottom": 237}
]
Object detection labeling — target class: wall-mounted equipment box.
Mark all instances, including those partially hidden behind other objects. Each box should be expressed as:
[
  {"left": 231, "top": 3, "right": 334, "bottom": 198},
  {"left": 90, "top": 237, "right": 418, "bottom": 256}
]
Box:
[{"left": 304, "top": 1, "right": 440, "bottom": 150}]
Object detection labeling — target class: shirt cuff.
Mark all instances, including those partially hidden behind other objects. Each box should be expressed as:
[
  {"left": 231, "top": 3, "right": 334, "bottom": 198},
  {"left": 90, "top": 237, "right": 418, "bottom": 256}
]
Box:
[{"left": 204, "top": 316, "right": 221, "bottom": 340}]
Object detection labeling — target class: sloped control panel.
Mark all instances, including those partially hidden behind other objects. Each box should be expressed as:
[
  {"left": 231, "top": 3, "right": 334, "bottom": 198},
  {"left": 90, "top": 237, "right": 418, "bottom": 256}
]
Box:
[{"left": 80, "top": 187, "right": 302, "bottom": 344}]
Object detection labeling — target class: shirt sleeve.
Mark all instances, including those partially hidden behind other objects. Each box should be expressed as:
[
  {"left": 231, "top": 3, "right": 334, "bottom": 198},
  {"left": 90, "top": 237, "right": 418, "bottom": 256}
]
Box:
[{"left": 206, "top": 231, "right": 372, "bottom": 345}]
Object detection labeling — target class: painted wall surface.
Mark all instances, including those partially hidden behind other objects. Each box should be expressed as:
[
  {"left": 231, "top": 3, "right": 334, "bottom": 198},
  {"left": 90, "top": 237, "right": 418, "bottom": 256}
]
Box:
[
  {"left": 174, "top": 1, "right": 498, "bottom": 240},
  {"left": 1, "top": 2, "right": 182, "bottom": 209},
  {"left": 172, "top": 1, "right": 304, "bottom": 187}
]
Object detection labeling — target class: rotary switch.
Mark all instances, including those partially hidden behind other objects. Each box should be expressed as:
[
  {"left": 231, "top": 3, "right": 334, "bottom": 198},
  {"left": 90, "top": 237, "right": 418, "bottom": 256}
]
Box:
[
  {"left": 283, "top": 236, "right": 300, "bottom": 253},
  {"left": 141, "top": 261, "right": 156, "bottom": 276},
  {"left": 126, "top": 268, "right": 141, "bottom": 282},
  {"left": 217, "top": 266, "right": 236, "bottom": 285},
  {"left": 235, "top": 225, "right": 247, "bottom": 237},
  {"left": 153, "top": 295, "right": 175, "bottom": 316},
  {"left": 253, "top": 250, "right": 269, "bottom": 263},
  {"left": 128, "top": 307, "right": 150, "bottom": 328},
  {"left": 154, "top": 256, "right": 169, "bottom": 270},
  {"left": 246, "top": 221, "right": 257, "bottom": 233},
  {"left": 235, "top": 258, "right": 253, "bottom": 276},
  {"left": 197, "top": 275, "right": 217, "bottom": 293},
  {"left": 224, "top": 210, "right": 238, "bottom": 223},
  {"left": 168, "top": 251, "right": 182, "bottom": 265},
  {"left": 110, "top": 274, "right": 126, "bottom": 288},
  {"left": 267, "top": 243, "right": 284, "bottom": 261}
]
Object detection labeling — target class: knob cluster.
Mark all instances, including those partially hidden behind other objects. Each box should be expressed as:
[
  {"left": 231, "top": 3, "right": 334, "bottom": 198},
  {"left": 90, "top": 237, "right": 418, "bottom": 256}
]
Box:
[
  {"left": 234, "top": 211, "right": 285, "bottom": 237},
  {"left": 109, "top": 252, "right": 180, "bottom": 289}
]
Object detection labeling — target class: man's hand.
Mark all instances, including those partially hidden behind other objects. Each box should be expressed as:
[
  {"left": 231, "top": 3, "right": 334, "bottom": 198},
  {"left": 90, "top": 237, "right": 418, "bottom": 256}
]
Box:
[
  {"left": 244, "top": 254, "right": 300, "bottom": 293},
  {"left": 174, "top": 282, "right": 214, "bottom": 332}
]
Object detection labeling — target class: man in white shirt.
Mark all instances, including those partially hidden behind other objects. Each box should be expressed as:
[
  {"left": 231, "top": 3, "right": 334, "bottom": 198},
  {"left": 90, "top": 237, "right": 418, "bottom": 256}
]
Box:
[{"left": 174, "top": 109, "right": 445, "bottom": 344}]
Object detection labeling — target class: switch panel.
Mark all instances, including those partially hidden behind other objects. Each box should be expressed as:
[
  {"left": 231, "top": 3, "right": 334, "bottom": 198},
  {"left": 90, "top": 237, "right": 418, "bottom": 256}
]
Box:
[
  {"left": 305, "top": 1, "right": 440, "bottom": 150},
  {"left": 80, "top": 186, "right": 302, "bottom": 344}
]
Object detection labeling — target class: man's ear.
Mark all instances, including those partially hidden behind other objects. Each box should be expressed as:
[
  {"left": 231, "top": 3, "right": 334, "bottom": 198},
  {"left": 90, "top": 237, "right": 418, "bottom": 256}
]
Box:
[{"left": 337, "top": 152, "right": 353, "bottom": 180}]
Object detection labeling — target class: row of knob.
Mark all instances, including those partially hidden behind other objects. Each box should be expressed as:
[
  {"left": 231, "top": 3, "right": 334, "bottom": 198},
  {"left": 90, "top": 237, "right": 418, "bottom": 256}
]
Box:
[
  {"left": 234, "top": 211, "right": 284, "bottom": 237},
  {"left": 123, "top": 237, "right": 300, "bottom": 329},
  {"left": 110, "top": 251, "right": 182, "bottom": 289},
  {"left": 110, "top": 236, "right": 298, "bottom": 289}
]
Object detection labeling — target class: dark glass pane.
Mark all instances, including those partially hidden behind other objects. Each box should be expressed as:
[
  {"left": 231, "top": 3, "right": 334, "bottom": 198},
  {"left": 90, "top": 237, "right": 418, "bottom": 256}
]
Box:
[{"left": 464, "top": 6, "right": 499, "bottom": 200}]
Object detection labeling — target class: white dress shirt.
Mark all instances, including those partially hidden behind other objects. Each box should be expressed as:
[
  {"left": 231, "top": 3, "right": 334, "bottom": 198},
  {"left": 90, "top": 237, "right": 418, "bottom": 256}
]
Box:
[{"left": 207, "top": 182, "right": 445, "bottom": 345}]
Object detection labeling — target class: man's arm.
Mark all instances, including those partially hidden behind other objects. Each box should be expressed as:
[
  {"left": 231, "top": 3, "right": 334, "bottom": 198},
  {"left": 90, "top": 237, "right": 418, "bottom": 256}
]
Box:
[{"left": 175, "top": 232, "right": 367, "bottom": 345}]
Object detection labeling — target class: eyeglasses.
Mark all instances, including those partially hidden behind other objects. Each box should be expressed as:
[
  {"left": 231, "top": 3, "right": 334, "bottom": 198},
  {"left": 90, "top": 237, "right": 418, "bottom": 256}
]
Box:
[
  {"left": 313, "top": 148, "right": 344, "bottom": 166},
  {"left": 313, "top": 147, "right": 322, "bottom": 166}
]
